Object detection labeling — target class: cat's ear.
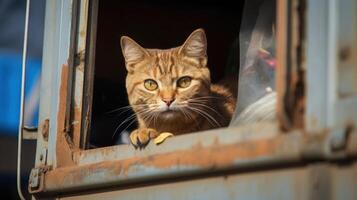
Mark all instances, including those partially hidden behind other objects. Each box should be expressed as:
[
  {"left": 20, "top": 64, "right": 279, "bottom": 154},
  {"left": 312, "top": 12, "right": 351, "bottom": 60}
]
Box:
[
  {"left": 120, "top": 36, "right": 149, "bottom": 71},
  {"left": 179, "top": 29, "right": 207, "bottom": 65}
]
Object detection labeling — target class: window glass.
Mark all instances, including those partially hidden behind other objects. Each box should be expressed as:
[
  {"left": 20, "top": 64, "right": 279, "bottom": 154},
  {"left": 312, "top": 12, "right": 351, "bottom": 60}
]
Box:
[{"left": 231, "top": 0, "right": 277, "bottom": 126}]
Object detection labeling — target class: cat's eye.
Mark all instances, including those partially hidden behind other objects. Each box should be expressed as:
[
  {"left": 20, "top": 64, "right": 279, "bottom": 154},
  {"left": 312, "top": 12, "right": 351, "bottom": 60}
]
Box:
[
  {"left": 144, "top": 79, "right": 158, "bottom": 91},
  {"left": 177, "top": 76, "right": 192, "bottom": 88}
]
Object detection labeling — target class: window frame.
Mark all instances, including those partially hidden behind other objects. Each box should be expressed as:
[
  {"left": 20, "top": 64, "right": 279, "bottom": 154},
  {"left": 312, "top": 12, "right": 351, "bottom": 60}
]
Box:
[{"left": 29, "top": 0, "right": 357, "bottom": 196}]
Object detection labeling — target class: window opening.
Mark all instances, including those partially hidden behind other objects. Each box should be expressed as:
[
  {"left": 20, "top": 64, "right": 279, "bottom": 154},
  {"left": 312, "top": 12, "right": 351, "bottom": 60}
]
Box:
[{"left": 86, "top": 0, "right": 276, "bottom": 148}]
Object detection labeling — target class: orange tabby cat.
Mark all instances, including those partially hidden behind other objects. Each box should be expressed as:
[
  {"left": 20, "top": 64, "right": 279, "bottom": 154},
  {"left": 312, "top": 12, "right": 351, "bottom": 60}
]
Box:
[{"left": 120, "top": 29, "right": 236, "bottom": 148}]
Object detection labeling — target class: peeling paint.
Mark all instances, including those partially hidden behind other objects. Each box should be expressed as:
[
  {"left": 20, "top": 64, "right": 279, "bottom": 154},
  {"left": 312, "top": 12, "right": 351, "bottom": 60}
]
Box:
[
  {"left": 43, "top": 133, "right": 305, "bottom": 193},
  {"left": 56, "top": 64, "right": 78, "bottom": 167}
]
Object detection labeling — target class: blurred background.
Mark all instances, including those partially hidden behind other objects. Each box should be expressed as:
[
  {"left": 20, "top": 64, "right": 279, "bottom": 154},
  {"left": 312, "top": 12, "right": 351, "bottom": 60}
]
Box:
[{"left": 0, "top": 0, "right": 45, "bottom": 199}]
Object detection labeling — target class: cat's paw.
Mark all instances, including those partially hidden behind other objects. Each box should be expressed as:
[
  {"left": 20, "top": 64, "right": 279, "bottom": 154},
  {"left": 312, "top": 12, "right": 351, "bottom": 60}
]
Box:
[{"left": 129, "top": 128, "right": 159, "bottom": 149}]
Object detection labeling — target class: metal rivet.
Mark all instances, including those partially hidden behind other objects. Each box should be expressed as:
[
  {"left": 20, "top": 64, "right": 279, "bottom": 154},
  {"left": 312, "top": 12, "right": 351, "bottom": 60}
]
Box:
[{"left": 339, "top": 46, "right": 351, "bottom": 61}]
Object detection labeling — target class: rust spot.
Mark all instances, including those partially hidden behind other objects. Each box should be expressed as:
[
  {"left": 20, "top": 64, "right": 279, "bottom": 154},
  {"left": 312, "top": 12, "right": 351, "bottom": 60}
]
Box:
[
  {"left": 347, "top": 128, "right": 357, "bottom": 156},
  {"left": 135, "top": 139, "right": 275, "bottom": 170},
  {"left": 72, "top": 106, "right": 82, "bottom": 148},
  {"left": 58, "top": 64, "right": 68, "bottom": 133},
  {"left": 45, "top": 136, "right": 284, "bottom": 188},
  {"left": 41, "top": 119, "right": 49, "bottom": 141},
  {"left": 339, "top": 46, "right": 351, "bottom": 61},
  {"left": 56, "top": 64, "right": 78, "bottom": 167},
  {"left": 276, "top": 0, "right": 306, "bottom": 131},
  {"left": 80, "top": 30, "right": 86, "bottom": 38}
]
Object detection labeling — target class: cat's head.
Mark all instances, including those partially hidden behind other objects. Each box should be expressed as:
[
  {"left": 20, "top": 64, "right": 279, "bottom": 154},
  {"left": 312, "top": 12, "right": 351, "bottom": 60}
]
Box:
[{"left": 120, "top": 29, "right": 211, "bottom": 122}]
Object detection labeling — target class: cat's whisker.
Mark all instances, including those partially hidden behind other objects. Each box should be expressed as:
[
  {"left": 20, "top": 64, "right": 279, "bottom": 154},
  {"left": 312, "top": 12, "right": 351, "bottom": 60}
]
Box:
[
  {"left": 106, "top": 104, "right": 149, "bottom": 119},
  {"left": 136, "top": 106, "right": 159, "bottom": 124},
  {"left": 190, "top": 96, "right": 224, "bottom": 101},
  {"left": 106, "top": 105, "right": 133, "bottom": 114},
  {"left": 179, "top": 107, "right": 189, "bottom": 119},
  {"left": 187, "top": 108, "right": 216, "bottom": 128},
  {"left": 118, "top": 106, "right": 156, "bottom": 136},
  {"left": 179, "top": 107, "right": 200, "bottom": 128},
  {"left": 113, "top": 108, "right": 134, "bottom": 117},
  {"left": 152, "top": 111, "right": 160, "bottom": 128},
  {"left": 118, "top": 117, "right": 139, "bottom": 137},
  {"left": 142, "top": 110, "right": 155, "bottom": 127},
  {"left": 186, "top": 109, "right": 201, "bottom": 128},
  {"left": 154, "top": 111, "right": 161, "bottom": 128},
  {"left": 112, "top": 108, "right": 153, "bottom": 138},
  {"left": 112, "top": 112, "right": 140, "bottom": 138},
  {"left": 176, "top": 102, "right": 212, "bottom": 119},
  {"left": 180, "top": 99, "right": 210, "bottom": 105},
  {"left": 190, "top": 99, "right": 210, "bottom": 103},
  {"left": 187, "top": 106, "right": 221, "bottom": 128},
  {"left": 185, "top": 96, "right": 220, "bottom": 104},
  {"left": 188, "top": 102, "right": 225, "bottom": 119},
  {"left": 141, "top": 107, "right": 159, "bottom": 127},
  {"left": 112, "top": 116, "right": 137, "bottom": 139}
]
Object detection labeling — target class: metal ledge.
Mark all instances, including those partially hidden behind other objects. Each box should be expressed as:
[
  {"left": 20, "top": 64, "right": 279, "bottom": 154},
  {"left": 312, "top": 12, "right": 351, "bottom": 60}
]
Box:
[{"left": 29, "top": 122, "right": 357, "bottom": 194}]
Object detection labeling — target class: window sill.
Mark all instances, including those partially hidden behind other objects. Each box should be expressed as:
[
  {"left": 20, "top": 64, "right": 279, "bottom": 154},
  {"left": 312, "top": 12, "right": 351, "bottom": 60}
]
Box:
[{"left": 30, "top": 122, "right": 357, "bottom": 194}]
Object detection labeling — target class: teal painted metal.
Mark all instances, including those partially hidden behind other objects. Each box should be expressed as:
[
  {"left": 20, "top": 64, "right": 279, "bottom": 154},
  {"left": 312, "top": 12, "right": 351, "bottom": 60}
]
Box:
[
  {"left": 29, "top": 0, "right": 357, "bottom": 199},
  {"left": 306, "top": 0, "right": 357, "bottom": 132},
  {"left": 36, "top": 0, "right": 73, "bottom": 168},
  {"left": 31, "top": 125, "right": 357, "bottom": 194},
  {"left": 59, "top": 163, "right": 357, "bottom": 200}
]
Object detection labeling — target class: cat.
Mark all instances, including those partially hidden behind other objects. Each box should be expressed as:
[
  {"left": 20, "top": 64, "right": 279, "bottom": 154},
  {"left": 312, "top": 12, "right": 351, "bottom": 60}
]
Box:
[{"left": 120, "top": 29, "right": 236, "bottom": 148}]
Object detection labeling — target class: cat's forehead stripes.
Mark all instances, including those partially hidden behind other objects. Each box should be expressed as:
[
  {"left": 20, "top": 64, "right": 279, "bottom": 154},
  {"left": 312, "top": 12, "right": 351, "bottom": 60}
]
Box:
[{"left": 152, "top": 50, "right": 176, "bottom": 76}]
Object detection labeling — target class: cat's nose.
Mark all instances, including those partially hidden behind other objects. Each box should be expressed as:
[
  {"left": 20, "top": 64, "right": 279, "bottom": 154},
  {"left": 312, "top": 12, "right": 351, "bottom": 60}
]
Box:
[{"left": 162, "top": 98, "right": 175, "bottom": 107}]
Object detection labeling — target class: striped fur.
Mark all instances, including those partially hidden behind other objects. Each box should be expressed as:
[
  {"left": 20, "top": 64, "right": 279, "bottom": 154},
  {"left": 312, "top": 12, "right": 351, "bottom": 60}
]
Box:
[{"left": 120, "top": 29, "right": 236, "bottom": 148}]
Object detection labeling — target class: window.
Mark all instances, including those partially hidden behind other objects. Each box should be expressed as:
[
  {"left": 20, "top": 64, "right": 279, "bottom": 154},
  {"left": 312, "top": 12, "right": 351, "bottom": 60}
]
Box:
[
  {"left": 89, "top": 0, "right": 244, "bottom": 148},
  {"left": 27, "top": 0, "right": 357, "bottom": 198}
]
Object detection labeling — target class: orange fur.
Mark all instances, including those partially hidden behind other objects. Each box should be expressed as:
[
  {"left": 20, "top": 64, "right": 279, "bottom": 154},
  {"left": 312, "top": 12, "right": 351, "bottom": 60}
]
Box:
[{"left": 120, "top": 29, "right": 236, "bottom": 148}]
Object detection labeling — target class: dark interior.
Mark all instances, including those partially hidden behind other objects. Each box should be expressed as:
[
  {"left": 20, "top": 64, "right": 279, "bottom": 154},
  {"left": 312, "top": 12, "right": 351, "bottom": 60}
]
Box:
[{"left": 89, "top": 0, "right": 244, "bottom": 148}]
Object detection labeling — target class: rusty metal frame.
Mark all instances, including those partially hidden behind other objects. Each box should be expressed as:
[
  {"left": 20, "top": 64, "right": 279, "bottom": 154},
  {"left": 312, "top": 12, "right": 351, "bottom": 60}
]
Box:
[
  {"left": 53, "top": 0, "right": 94, "bottom": 167},
  {"left": 276, "top": 0, "right": 306, "bottom": 131},
  {"left": 31, "top": 122, "right": 357, "bottom": 195},
  {"left": 51, "top": 163, "right": 357, "bottom": 200},
  {"left": 41, "top": 0, "right": 74, "bottom": 168},
  {"left": 30, "top": 0, "right": 357, "bottom": 198},
  {"left": 64, "top": 0, "right": 79, "bottom": 137},
  {"left": 43, "top": 0, "right": 99, "bottom": 152},
  {"left": 80, "top": 0, "right": 99, "bottom": 149},
  {"left": 31, "top": 0, "right": 93, "bottom": 170},
  {"left": 276, "top": 0, "right": 288, "bottom": 130},
  {"left": 69, "top": 0, "right": 91, "bottom": 149}
]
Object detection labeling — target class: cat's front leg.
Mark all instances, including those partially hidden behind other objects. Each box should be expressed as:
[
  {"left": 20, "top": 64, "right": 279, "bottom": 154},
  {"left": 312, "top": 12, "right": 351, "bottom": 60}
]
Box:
[{"left": 129, "top": 128, "right": 159, "bottom": 149}]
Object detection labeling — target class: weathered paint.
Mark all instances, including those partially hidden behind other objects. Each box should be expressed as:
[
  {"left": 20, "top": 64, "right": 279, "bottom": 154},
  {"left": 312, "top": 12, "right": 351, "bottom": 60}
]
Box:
[
  {"left": 33, "top": 127, "right": 357, "bottom": 194},
  {"left": 306, "top": 0, "right": 357, "bottom": 133},
  {"left": 276, "top": 0, "right": 306, "bottom": 131},
  {"left": 56, "top": 64, "right": 79, "bottom": 168},
  {"left": 276, "top": 0, "right": 290, "bottom": 131},
  {"left": 57, "top": 163, "right": 357, "bottom": 200},
  {"left": 41, "top": 119, "right": 49, "bottom": 141},
  {"left": 75, "top": 123, "right": 281, "bottom": 165},
  {"left": 305, "top": 0, "right": 329, "bottom": 133},
  {"left": 60, "top": 166, "right": 313, "bottom": 200},
  {"left": 53, "top": 0, "right": 96, "bottom": 167},
  {"left": 44, "top": 0, "right": 74, "bottom": 168},
  {"left": 30, "top": 0, "right": 357, "bottom": 199},
  {"left": 336, "top": 0, "right": 357, "bottom": 98},
  {"left": 41, "top": 130, "right": 304, "bottom": 193},
  {"left": 71, "top": 0, "right": 90, "bottom": 148}
]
